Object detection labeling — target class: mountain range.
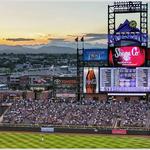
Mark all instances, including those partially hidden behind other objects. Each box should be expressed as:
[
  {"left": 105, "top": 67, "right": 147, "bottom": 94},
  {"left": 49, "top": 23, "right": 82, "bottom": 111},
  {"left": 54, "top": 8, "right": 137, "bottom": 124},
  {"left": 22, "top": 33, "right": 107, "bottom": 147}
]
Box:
[
  {"left": 0, "top": 41, "right": 108, "bottom": 54},
  {"left": 0, "top": 45, "right": 77, "bottom": 54}
]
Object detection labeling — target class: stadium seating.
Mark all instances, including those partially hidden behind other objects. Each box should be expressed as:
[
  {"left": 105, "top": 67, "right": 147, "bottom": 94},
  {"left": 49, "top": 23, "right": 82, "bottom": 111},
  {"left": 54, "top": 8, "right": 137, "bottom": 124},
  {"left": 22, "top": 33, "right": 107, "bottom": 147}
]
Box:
[{"left": 1, "top": 98, "right": 150, "bottom": 128}]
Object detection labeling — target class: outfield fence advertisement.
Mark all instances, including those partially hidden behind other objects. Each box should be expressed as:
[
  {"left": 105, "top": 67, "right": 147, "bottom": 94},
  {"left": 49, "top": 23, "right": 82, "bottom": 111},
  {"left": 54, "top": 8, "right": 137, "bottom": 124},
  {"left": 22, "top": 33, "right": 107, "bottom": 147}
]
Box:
[
  {"left": 112, "top": 129, "right": 127, "bottom": 135},
  {"left": 41, "top": 127, "right": 54, "bottom": 133}
]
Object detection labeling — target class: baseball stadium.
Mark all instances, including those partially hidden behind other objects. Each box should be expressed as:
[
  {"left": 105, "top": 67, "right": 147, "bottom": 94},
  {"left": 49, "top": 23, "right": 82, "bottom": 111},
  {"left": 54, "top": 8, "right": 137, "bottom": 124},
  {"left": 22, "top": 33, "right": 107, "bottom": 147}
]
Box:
[{"left": 0, "top": 1, "right": 150, "bottom": 149}]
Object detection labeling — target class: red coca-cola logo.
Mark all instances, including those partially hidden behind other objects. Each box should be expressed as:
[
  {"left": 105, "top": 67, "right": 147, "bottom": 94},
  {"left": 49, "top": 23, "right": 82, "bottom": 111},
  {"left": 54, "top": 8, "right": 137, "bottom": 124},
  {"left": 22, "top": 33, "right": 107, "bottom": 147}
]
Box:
[{"left": 110, "top": 46, "right": 145, "bottom": 66}]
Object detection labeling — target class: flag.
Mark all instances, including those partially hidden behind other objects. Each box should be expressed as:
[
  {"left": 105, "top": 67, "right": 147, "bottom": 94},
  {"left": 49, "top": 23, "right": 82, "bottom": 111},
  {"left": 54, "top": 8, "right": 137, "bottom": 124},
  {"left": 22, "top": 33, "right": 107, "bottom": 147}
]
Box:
[
  {"left": 81, "top": 36, "right": 84, "bottom": 42},
  {"left": 75, "top": 37, "right": 78, "bottom": 42}
]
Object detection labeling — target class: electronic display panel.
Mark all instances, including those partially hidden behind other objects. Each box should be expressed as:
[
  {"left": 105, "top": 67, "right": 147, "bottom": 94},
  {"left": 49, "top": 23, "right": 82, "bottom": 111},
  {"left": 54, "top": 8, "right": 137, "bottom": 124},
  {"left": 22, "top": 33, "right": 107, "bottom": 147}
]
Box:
[
  {"left": 100, "top": 67, "right": 150, "bottom": 92},
  {"left": 83, "top": 49, "right": 107, "bottom": 61},
  {"left": 83, "top": 67, "right": 99, "bottom": 93},
  {"left": 109, "top": 46, "right": 145, "bottom": 67}
]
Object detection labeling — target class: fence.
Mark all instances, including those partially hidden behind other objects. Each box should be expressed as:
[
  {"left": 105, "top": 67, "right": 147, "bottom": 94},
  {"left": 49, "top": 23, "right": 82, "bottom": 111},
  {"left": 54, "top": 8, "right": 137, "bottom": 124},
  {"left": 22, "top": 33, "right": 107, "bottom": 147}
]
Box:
[{"left": 0, "top": 123, "right": 150, "bottom": 135}]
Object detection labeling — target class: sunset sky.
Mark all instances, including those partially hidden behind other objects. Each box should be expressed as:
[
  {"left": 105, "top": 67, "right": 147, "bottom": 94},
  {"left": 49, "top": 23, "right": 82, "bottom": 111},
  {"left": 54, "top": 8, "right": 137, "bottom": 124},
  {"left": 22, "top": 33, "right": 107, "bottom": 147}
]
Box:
[{"left": 0, "top": 0, "right": 149, "bottom": 46}]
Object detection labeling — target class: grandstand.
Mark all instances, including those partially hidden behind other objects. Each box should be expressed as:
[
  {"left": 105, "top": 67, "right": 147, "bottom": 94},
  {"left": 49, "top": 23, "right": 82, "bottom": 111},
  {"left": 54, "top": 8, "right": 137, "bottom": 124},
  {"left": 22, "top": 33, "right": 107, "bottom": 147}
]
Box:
[{"left": 0, "top": 97, "right": 149, "bottom": 129}]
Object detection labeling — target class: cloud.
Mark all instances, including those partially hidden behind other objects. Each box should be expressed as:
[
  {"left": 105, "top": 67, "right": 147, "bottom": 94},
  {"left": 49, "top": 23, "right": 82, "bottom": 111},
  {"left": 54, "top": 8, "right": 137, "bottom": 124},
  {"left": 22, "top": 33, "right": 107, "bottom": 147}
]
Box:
[
  {"left": 85, "top": 33, "right": 107, "bottom": 41},
  {"left": 48, "top": 38, "right": 65, "bottom": 42},
  {"left": 45, "top": 33, "right": 108, "bottom": 49},
  {"left": 48, "top": 38, "right": 76, "bottom": 48},
  {"left": 6, "top": 38, "right": 35, "bottom": 42},
  {"left": 86, "top": 33, "right": 107, "bottom": 38},
  {"left": 67, "top": 35, "right": 78, "bottom": 38}
]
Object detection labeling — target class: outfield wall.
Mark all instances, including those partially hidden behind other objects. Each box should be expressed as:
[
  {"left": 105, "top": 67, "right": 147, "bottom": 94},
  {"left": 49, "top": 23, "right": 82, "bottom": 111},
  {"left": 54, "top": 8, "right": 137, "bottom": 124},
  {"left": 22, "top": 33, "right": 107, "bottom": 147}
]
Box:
[
  {"left": 0, "top": 126, "right": 40, "bottom": 132},
  {"left": 0, "top": 125, "right": 150, "bottom": 135}
]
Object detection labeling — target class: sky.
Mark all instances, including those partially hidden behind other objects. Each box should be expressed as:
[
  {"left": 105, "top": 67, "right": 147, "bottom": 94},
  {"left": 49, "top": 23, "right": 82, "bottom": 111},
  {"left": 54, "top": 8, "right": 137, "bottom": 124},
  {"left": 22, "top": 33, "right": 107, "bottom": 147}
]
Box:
[{"left": 0, "top": 0, "right": 149, "bottom": 47}]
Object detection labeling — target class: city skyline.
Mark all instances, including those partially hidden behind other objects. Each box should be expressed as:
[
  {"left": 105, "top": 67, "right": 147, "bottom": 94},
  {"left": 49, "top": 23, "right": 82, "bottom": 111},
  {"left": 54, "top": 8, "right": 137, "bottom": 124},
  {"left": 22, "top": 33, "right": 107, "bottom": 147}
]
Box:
[{"left": 0, "top": 0, "right": 149, "bottom": 47}]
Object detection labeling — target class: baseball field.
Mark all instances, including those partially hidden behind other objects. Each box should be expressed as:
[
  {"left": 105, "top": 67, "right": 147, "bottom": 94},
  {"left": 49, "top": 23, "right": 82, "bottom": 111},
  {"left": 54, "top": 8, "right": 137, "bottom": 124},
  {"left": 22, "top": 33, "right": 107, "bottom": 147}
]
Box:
[{"left": 0, "top": 132, "right": 150, "bottom": 148}]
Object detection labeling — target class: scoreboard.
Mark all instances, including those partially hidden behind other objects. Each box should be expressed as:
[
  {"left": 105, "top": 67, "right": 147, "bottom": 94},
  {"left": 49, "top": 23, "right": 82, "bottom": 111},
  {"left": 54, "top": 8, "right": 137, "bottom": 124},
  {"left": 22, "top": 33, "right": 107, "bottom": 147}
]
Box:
[{"left": 100, "top": 67, "right": 150, "bottom": 92}]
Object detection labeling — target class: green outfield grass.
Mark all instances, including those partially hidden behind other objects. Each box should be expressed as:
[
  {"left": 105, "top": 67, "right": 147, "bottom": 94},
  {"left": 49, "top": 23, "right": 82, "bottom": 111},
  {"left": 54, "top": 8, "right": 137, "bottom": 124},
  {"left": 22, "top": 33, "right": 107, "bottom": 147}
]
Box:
[{"left": 0, "top": 132, "right": 150, "bottom": 148}]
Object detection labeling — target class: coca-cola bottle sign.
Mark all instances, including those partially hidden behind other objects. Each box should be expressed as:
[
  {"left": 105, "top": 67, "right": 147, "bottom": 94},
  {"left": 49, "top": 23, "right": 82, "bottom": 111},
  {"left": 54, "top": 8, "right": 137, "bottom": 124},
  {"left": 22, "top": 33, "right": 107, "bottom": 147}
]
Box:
[{"left": 83, "top": 67, "right": 99, "bottom": 94}]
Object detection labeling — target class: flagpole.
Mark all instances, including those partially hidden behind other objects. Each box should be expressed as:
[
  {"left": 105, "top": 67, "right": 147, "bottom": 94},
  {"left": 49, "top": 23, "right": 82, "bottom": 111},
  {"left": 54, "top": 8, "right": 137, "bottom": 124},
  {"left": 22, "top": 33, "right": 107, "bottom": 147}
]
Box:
[
  {"left": 80, "top": 36, "right": 84, "bottom": 53},
  {"left": 81, "top": 36, "right": 84, "bottom": 102},
  {"left": 82, "top": 40, "right": 84, "bottom": 50},
  {"left": 75, "top": 36, "right": 79, "bottom": 49},
  {"left": 75, "top": 37, "right": 80, "bottom": 101},
  {"left": 81, "top": 36, "right": 84, "bottom": 50}
]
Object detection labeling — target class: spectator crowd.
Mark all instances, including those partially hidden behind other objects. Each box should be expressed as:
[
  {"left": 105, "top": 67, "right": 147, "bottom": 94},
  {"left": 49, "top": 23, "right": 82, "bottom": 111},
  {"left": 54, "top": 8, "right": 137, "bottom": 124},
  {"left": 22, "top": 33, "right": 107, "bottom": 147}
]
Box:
[{"left": 2, "top": 98, "right": 150, "bottom": 128}]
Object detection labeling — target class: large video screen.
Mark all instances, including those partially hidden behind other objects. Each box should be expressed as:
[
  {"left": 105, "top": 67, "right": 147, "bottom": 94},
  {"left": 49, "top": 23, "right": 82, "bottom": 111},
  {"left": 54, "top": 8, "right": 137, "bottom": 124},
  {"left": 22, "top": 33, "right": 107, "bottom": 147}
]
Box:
[
  {"left": 109, "top": 46, "right": 145, "bottom": 67},
  {"left": 83, "top": 49, "right": 107, "bottom": 61},
  {"left": 100, "top": 67, "right": 150, "bottom": 92},
  {"left": 83, "top": 67, "right": 99, "bottom": 93}
]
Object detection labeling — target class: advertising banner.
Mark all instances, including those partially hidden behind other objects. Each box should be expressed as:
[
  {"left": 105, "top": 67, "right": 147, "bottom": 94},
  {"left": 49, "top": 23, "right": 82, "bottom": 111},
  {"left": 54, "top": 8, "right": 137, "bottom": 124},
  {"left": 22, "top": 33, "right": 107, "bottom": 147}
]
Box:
[
  {"left": 41, "top": 127, "right": 54, "bottom": 133},
  {"left": 56, "top": 93, "right": 76, "bottom": 98},
  {"left": 83, "top": 67, "right": 99, "bottom": 94},
  {"left": 112, "top": 129, "right": 127, "bottom": 135},
  {"left": 109, "top": 46, "right": 145, "bottom": 67},
  {"left": 83, "top": 49, "right": 107, "bottom": 61},
  {"left": 54, "top": 77, "right": 77, "bottom": 85},
  {"left": 32, "top": 76, "right": 52, "bottom": 85},
  {"left": 54, "top": 77, "right": 77, "bottom": 97}
]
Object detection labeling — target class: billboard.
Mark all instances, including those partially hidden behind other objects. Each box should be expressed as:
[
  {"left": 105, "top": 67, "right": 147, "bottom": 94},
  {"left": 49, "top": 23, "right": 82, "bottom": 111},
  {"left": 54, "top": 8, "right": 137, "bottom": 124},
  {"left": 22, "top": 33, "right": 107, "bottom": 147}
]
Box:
[
  {"left": 100, "top": 67, "right": 150, "bottom": 92},
  {"left": 54, "top": 77, "right": 77, "bottom": 86},
  {"left": 56, "top": 93, "right": 76, "bottom": 98},
  {"left": 112, "top": 129, "right": 127, "bottom": 135},
  {"left": 31, "top": 76, "right": 52, "bottom": 85},
  {"left": 83, "top": 49, "right": 107, "bottom": 61},
  {"left": 54, "top": 77, "right": 77, "bottom": 98},
  {"left": 83, "top": 67, "right": 99, "bottom": 93},
  {"left": 41, "top": 127, "right": 54, "bottom": 133},
  {"left": 109, "top": 46, "right": 145, "bottom": 67}
]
